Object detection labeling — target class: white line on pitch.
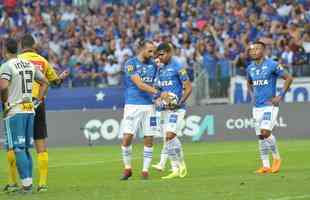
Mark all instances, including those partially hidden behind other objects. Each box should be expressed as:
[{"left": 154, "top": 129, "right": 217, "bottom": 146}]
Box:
[
  {"left": 47, "top": 147, "right": 307, "bottom": 168},
  {"left": 268, "top": 194, "right": 310, "bottom": 200}
]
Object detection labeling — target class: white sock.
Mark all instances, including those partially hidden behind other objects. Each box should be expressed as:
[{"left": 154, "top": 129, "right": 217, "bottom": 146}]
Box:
[
  {"left": 121, "top": 145, "right": 132, "bottom": 169},
  {"left": 21, "top": 178, "right": 32, "bottom": 187},
  {"left": 258, "top": 139, "right": 270, "bottom": 168},
  {"left": 166, "top": 137, "right": 183, "bottom": 170},
  {"left": 158, "top": 144, "right": 168, "bottom": 168},
  {"left": 266, "top": 134, "right": 281, "bottom": 160},
  {"left": 142, "top": 146, "right": 153, "bottom": 172}
]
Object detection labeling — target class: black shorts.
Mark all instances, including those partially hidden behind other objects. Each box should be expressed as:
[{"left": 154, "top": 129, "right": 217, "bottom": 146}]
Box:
[{"left": 33, "top": 101, "right": 48, "bottom": 140}]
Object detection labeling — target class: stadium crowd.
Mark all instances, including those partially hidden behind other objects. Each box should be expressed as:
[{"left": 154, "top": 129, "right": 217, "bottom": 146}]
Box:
[{"left": 0, "top": 0, "right": 309, "bottom": 90}]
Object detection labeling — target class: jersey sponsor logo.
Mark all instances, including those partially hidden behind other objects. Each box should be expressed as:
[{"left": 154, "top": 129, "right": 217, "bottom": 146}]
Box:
[
  {"left": 157, "top": 80, "right": 173, "bottom": 87},
  {"left": 19, "top": 103, "right": 34, "bottom": 112},
  {"left": 14, "top": 60, "right": 32, "bottom": 70},
  {"left": 253, "top": 79, "right": 269, "bottom": 86},
  {"left": 263, "top": 112, "right": 271, "bottom": 121},
  {"left": 149, "top": 116, "right": 157, "bottom": 127},
  {"left": 29, "top": 60, "right": 44, "bottom": 71},
  {"left": 169, "top": 114, "right": 178, "bottom": 123},
  {"left": 141, "top": 77, "right": 153, "bottom": 83}
]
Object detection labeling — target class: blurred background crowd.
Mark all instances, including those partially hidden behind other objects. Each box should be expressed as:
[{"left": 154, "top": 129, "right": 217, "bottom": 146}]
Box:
[{"left": 0, "top": 0, "right": 309, "bottom": 97}]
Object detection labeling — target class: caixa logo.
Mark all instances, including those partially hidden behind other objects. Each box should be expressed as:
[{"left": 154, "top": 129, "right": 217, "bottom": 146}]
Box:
[{"left": 83, "top": 115, "right": 215, "bottom": 142}]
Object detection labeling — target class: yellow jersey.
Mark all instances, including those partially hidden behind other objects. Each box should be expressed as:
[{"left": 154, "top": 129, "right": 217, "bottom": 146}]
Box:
[{"left": 18, "top": 51, "right": 59, "bottom": 99}]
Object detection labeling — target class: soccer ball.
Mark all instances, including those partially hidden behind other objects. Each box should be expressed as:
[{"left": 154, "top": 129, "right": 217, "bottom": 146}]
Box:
[{"left": 162, "top": 92, "right": 178, "bottom": 106}]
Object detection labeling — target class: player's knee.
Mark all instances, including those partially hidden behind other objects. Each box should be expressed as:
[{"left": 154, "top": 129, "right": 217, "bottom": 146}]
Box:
[
  {"left": 260, "top": 129, "right": 271, "bottom": 138},
  {"left": 122, "top": 134, "right": 133, "bottom": 147},
  {"left": 35, "top": 139, "right": 47, "bottom": 152},
  {"left": 143, "top": 136, "right": 153, "bottom": 147},
  {"left": 166, "top": 132, "right": 176, "bottom": 141},
  {"left": 258, "top": 135, "right": 264, "bottom": 140},
  {"left": 35, "top": 144, "right": 47, "bottom": 153}
]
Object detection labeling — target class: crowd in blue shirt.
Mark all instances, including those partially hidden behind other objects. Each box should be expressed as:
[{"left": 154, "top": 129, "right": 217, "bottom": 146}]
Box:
[{"left": 0, "top": 0, "right": 309, "bottom": 90}]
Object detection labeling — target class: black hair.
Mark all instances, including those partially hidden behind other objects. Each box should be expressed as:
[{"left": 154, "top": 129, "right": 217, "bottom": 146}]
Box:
[
  {"left": 156, "top": 42, "right": 172, "bottom": 53},
  {"left": 5, "top": 38, "right": 18, "bottom": 54},
  {"left": 21, "top": 34, "right": 35, "bottom": 49}
]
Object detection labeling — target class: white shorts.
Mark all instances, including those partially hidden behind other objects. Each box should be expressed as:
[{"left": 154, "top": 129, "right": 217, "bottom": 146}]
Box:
[
  {"left": 161, "top": 109, "right": 186, "bottom": 135},
  {"left": 252, "top": 106, "right": 279, "bottom": 135},
  {"left": 121, "top": 104, "right": 160, "bottom": 137}
]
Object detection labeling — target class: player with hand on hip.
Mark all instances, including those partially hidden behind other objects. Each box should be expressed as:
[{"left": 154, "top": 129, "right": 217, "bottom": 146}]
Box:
[{"left": 247, "top": 41, "right": 293, "bottom": 174}]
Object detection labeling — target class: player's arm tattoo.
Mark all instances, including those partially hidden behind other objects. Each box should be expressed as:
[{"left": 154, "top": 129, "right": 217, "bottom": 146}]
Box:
[{"left": 179, "top": 80, "right": 192, "bottom": 104}]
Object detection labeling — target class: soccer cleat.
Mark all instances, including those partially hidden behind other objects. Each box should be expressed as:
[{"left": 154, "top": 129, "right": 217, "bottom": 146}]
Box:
[
  {"left": 179, "top": 162, "right": 187, "bottom": 178},
  {"left": 255, "top": 167, "right": 272, "bottom": 174},
  {"left": 20, "top": 185, "right": 32, "bottom": 194},
  {"left": 271, "top": 159, "right": 282, "bottom": 173},
  {"left": 37, "top": 185, "right": 48, "bottom": 192},
  {"left": 3, "top": 184, "right": 19, "bottom": 193},
  {"left": 161, "top": 170, "right": 180, "bottom": 179},
  {"left": 120, "top": 168, "right": 132, "bottom": 180},
  {"left": 152, "top": 163, "right": 165, "bottom": 172},
  {"left": 141, "top": 171, "right": 149, "bottom": 180}
]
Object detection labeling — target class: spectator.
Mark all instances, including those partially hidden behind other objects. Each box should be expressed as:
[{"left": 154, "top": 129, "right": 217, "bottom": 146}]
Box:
[
  {"left": 104, "top": 55, "right": 121, "bottom": 86},
  {"left": 0, "top": 0, "right": 308, "bottom": 89}
]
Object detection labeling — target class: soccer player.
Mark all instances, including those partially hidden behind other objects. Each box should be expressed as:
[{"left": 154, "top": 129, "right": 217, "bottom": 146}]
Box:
[
  {"left": 246, "top": 41, "right": 293, "bottom": 174},
  {"left": 154, "top": 43, "right": 192, "bottom": 179},
  {"left": 152, "top": 43, "right": 174, "bottom": 172},
  {"left": 120, "top": 40, "right": 169, "bottom": 180},
  {"left": 0, "top": 38, "right": 48, "bottom": 193},
  {"left": 14, "top": 34, "right": 68, "bottom": 192}
]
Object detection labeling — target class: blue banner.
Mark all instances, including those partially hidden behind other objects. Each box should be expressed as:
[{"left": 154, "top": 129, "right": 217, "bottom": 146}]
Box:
[
  {"left": 230, "top": 76, "right": 310, "bottom": 104},
  {"left": 45, "top": 87, "right": 124, "bottom": 110}
]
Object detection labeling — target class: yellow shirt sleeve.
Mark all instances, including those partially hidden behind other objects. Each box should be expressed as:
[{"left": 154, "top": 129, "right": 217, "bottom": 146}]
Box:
[{"left": 45, "top": 61, "right": 59, "bottom": 82}]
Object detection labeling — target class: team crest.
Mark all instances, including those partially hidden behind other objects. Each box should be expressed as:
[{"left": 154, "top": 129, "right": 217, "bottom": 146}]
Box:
[
  {"left": 127, "top": 65, "right": 134, "bottom": 73},
  {"left": 277, "top": 64, "right": 284, "bottom": 70},
  {"left": 180, "top": 68, "right": 187, "bottom": 75}
]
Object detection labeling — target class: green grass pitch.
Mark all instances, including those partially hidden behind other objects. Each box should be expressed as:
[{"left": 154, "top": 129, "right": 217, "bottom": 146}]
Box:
[{"left": 0, "top": 139, "right": 309, "bottom": 200}]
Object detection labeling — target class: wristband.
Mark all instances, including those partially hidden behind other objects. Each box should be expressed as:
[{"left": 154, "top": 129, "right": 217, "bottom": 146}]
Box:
[
  {"left": 279, "top": 90, "right": 286, "bottom": 98},
  {"left": 153, "top": 91, "right": 160, "bottom": 99}
]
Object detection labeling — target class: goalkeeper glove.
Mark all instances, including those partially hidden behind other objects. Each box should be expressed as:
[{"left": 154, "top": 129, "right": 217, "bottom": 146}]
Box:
[{"left": 33, "top": 98, "right": 42, "bottom": 109}]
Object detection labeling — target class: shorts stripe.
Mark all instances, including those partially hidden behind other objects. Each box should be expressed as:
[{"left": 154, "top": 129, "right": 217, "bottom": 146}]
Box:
[{"left": 5, "top": 119, "right": 13, "bottom": 149}]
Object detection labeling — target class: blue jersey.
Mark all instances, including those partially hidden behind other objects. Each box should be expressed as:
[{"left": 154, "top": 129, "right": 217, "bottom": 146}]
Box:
[
  {"left": 246, "top": 58, "right": 285, "bottom": 107},
  {"left": 124, "top": 57, "right": 157, "bottom": 105},
  {"left": 155, "top": 58, "right": 189, "bottom": 107}
]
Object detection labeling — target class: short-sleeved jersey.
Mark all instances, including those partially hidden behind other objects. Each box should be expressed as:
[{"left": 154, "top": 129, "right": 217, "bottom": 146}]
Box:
[
  {"left": 18, "top": 51, "right": 59, "bottom": 98},
  {"left": 155, "top": 58, "right": 189, "bottom": 107},
  {"left": 124, "top": 57, "right": 157, "bottom": 105},
  {"left": 0, "top": 58, "right": 44, "bottom": 115},
  {"left": 246, "top": 58, "right": 285, "bottom": 107}
]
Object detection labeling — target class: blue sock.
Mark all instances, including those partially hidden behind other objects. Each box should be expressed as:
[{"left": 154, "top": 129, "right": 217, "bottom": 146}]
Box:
[
  {"left": 26, "top": 149, "right": 33, "bottom": 178},
  {"left": 14, "top": 148, "right": 30, "bottom": 180}
]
